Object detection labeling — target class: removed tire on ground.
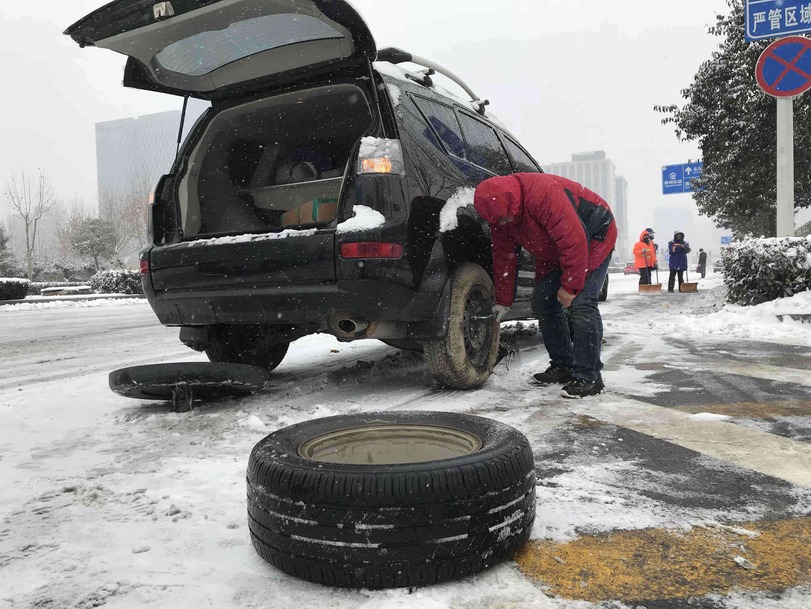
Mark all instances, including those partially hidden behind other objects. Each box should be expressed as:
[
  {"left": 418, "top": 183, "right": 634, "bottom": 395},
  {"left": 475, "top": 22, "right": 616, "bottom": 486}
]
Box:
[
  {"left": 109, "top": 362, "right": 269, "bottom": 412},
  {"left": 247, "top": 411, "right": 536, "bottom": 589},
  {"left": 424, "top": 263, "right": 500, "bottom": 389}
]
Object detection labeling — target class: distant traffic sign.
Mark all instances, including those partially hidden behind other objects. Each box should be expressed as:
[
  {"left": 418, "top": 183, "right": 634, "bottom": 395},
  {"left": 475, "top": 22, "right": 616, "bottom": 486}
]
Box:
[
  {"left": 745, "top": 0, "right": 811, "bottom": 41},
  {"left": 662, "top": 162, "right": 703, "bottom": 195},
  {"left": 756, "top": 36, "right": 811, "bottom": 97},
  {"left": 721, "top": 236, "right": 733, "bottom": 246}
]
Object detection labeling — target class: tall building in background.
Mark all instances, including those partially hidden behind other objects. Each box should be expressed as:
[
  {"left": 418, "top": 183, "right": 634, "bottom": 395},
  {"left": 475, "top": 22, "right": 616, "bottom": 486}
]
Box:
[
  {"left": 544, "top": 151, "right": 629, "bottom": 260},
  {"left": 614, "top": 176, "right": 629, "bottom": 261},
  {"left": 95, "top": 110, "right": 182, "bottom": 214}
]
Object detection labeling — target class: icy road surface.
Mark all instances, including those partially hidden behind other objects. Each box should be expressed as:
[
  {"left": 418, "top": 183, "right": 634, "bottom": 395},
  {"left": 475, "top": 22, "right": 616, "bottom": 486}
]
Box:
[{"left": 1, "top": 274, "right": 810, "bottom": 609}]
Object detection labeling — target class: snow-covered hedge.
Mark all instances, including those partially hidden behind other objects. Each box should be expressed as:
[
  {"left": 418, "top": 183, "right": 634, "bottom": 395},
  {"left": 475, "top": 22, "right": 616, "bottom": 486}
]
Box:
[
  {"left": 0, "top": 278, "right": 30, "bottom": 301},
  {"left": 723, "top": 236, "right": 811, "bottom": 306},
  {"left": 31, "top": 260, "right": 96, "bottom": 282},
  {"left": 28, "top": 281, "right": 85, "bottom": 296},
  {"left": 90, "top": 270, "right": 144, "bottom": 295}
]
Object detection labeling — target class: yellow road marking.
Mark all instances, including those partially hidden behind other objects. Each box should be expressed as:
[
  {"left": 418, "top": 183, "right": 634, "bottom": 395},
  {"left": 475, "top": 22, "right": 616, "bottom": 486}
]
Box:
[
  {"left": 578, "top": 397, "right": 811, "bottom": 488},
  {"left": 704, "top": 363, "right": 811, "bottom": 388},
  {"left": 516, "top": 517, "right": 811, "bottom": 603},
  {"left": 677, "top": 400, "right": 811, "bottom": 419}
]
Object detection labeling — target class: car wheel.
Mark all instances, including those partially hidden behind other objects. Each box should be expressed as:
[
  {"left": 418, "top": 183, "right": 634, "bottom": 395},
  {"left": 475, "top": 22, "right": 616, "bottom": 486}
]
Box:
[
  {"left": 205, "top": 326, "right": 290, "bottom": 372},
  {"left": 598, "top": 274, "right": 608, "bottom": 302},
  {"left": 424, "top": 263, "right": 500, "bottom": 389},
  {"left": 247, "top": 411, "right": 536, "bottom": 589}
]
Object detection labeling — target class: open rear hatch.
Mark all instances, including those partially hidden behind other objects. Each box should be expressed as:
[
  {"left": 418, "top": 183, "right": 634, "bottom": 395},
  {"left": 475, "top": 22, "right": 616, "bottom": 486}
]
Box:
[{"left": 65, "top": 0, "right": 377, "bottom": 99}]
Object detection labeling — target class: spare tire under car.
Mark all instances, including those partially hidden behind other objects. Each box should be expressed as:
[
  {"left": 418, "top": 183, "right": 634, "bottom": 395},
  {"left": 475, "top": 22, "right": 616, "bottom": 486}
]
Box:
[{"left": 247, "top": 411, "right": 536, "bottom": 589}]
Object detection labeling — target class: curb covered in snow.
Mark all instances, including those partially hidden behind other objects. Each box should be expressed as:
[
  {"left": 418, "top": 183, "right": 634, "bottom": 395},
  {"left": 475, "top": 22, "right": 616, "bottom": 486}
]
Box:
[{"left": 0, "top": 293, "right": 146, "bottom": 306}]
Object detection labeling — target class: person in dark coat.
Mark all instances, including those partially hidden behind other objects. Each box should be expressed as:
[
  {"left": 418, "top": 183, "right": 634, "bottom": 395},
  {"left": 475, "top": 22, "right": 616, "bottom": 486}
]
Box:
[
  {"left": 698, "top": 248, "right": 707, "bottom": 278},
  {"left": 668, "top": 230, "right": 692, "bottom": 292},
  {"left": 474, "top": 173, "right": 617, "bottom": 399}
]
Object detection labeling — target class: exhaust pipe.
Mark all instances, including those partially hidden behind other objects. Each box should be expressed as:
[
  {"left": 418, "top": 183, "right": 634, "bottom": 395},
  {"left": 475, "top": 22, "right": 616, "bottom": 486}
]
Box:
[{"left": 337, "top": 319, "right": 369, "bottom": 334}]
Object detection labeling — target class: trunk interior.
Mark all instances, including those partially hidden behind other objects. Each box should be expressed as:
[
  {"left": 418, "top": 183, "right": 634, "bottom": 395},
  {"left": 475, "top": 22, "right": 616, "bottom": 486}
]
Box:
[
  {"left": 150, "top": 82, "right": 375, "bottom": 292},
  {"left": 176, "top": 82, "right": 373, "bottom": 238}
]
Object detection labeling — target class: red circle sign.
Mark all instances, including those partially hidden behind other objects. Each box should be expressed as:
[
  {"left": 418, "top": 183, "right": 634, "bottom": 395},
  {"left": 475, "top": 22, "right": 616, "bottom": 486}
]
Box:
[{"left": 756, "top": 36, "right": 811, "bottom": 98}]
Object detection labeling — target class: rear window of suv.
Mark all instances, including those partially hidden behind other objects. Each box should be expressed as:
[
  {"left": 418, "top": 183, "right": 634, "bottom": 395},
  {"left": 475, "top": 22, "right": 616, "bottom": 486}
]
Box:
[
  {"left": 411, "top": 97, "right": 466, "bottom": 159},
  {"left": 155, "top": 14, "right": 344, "bottom": 77},
  {"left": 456, "top": 113, "right": 512, "bottom": 175},
  {"left": 413, "top": 95, "right": 515, "bottom": 176},
  {"left": 503, "top": 137, "right": 541, "bottom": 173}
]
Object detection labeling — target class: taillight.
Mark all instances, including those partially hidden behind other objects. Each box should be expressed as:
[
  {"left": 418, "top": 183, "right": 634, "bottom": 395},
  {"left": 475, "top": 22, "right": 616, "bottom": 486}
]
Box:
[
  {"left": 340, "top": 242, "right": 404, "bottom": 259},
  {"left": 357, "top": 137, "right": 405, "bottom": 175},
  {"left": 360, "top": 158, "right": 393, "bottom": 174},
  {"left": 140, "top": 259, "right": 150, "bottom": 274}
]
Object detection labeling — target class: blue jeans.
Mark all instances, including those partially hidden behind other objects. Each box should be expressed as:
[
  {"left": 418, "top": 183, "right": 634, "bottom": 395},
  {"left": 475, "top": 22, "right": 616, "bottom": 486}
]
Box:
[{"left": 531, "top": 256, "right": 611, "bottom": 382}]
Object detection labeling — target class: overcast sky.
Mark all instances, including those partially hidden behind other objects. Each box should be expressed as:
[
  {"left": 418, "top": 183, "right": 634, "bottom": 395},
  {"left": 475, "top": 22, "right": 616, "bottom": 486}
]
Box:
[{"left": 0, "top": 0, "right": 733, "bottom": 250}]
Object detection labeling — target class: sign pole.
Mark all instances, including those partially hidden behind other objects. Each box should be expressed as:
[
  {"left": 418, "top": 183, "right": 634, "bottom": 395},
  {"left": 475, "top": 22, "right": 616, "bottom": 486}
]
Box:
[
  {"left": 776, "top": 96, "right": 795, "bottom": 237},
  {"left": 754, "top": 36, "right": 810, "bottom": 237}
]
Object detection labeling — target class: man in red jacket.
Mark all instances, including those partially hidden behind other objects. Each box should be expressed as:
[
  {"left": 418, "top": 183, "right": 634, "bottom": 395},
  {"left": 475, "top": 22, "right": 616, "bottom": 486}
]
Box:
[{"left": 474, "top": 173, "right": 617, "bottom": 398}]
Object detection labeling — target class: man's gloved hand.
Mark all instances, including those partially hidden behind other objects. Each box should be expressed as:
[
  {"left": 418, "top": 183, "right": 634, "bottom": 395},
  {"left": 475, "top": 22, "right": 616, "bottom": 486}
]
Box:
[{"left": 492, "top": 304, "right": 510, "bottom": 323}]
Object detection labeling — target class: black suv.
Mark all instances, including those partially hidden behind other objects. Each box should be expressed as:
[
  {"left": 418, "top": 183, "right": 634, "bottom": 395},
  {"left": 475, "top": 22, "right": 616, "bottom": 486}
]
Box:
[{"left": 67, "top": 0, "right": 551, "bottom": 389}]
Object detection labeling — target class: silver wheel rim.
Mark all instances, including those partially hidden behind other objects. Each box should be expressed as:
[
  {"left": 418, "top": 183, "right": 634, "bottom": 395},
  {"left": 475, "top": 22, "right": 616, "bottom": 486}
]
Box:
[
  {"left": 298, "top": 424, "right": 483, "bottom": 465},
  {"left": 463, "top": 285, "right": 494, "bottom": 367}
]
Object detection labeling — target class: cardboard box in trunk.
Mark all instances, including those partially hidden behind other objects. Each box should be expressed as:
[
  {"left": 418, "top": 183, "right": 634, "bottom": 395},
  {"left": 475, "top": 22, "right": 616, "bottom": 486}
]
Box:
[{"left": 282, "top": 198, "right": 338, "bottom": 227}]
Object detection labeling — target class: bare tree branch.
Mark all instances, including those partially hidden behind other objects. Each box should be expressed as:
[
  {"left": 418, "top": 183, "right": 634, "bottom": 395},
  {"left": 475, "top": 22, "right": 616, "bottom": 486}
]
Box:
[{"left": 4, "top": 169, "right": 58, "bottom": 280}]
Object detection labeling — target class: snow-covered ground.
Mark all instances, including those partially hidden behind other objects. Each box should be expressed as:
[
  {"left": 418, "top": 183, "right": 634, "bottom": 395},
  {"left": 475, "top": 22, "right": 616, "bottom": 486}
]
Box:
[{"left": 1, "top": 274, "right": 809, "bottom": 608}]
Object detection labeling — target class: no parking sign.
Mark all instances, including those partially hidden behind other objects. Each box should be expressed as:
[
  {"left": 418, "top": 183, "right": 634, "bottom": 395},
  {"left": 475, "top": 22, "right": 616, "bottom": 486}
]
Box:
[
  {"left": 753, "top": 36, "right": 811, "bottom": 237},
  {"left": 756, "top": 36, "right": 811, "bottom": 97}
]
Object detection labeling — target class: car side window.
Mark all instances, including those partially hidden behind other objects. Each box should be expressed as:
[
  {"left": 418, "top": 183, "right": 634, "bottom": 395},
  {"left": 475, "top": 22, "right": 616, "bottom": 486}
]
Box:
[
  {"left": 503, "top": 137, "right": 541, "bottom": 173},
  {"left": 457, "top": 113, "right": 512, "bottom": 175},
  {"left": 411, "top": 96, "right": 466, "bottom": 159}
]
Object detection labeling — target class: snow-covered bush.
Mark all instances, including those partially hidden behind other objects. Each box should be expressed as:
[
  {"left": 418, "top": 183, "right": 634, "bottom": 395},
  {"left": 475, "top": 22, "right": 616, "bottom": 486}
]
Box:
[
  {"left": 0, "top": 278, "right": 30, "bottom": 301},
  {"left": 32, "top": 260, "right": 96, "bottom": 282},
  {"left": 90, "top": 270, "right": 144, "bottom": 295},
  {"left": 723, "top": 236, "right": 811, "bottom": 306}
]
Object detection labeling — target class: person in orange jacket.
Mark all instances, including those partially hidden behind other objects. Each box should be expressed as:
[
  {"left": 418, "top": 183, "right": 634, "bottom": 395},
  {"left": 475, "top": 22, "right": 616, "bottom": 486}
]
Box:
[{"left": 632, "top": 230, "right": 657, "bottom": 285}]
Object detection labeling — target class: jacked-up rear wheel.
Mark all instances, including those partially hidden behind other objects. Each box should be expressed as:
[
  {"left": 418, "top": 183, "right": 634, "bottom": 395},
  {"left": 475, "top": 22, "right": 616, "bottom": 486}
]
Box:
[{"left": 424, "top": 263, "right": 500, "bottom": 389}]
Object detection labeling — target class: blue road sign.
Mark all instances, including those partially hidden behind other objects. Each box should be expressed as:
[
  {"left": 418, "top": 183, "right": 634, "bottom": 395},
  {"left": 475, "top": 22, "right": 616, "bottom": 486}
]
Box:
[
  {"left": 662, "top": 162, "right": 703, "bottom": 195},
  {"left": 721, "top": 236, "right": 733, "bottom": 246},
  {"left": 756, "top": 36, "right": 811, "bottom": 96},
  {"left": 745, "top": 0, "right": 811, "bottom": 41}
]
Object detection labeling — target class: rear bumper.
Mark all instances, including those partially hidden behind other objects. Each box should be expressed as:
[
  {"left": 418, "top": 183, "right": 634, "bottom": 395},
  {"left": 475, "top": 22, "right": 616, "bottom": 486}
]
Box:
[{"left": 144, "top": 279, "right": 446, "bottom": 338}]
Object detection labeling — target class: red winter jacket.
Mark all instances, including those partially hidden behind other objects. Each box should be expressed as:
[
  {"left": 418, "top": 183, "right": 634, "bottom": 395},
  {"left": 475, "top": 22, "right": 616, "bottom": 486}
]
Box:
[{"left": 473, "top": 173, "right": 617, "bottom": 306}]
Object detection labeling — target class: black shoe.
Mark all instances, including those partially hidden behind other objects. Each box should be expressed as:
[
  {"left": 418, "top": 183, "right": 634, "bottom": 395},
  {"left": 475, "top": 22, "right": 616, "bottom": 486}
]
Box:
[
  {"left": 531, "top": 365, "right": 573, "bottom": 386},
  {"left": 560, "top": 378, "right": 605, "bottom": 399}
]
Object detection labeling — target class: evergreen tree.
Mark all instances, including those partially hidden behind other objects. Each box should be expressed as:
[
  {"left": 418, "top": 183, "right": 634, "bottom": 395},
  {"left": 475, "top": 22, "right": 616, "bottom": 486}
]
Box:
[
  {"left": 0, "top": 223, "right": 22, "bottom": 277},
  {"left": 71, "top": 218, "right": 117, "bottom": 271},
  {"left": 656, "top": 0, "right": 811, "bottom": 237}
]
